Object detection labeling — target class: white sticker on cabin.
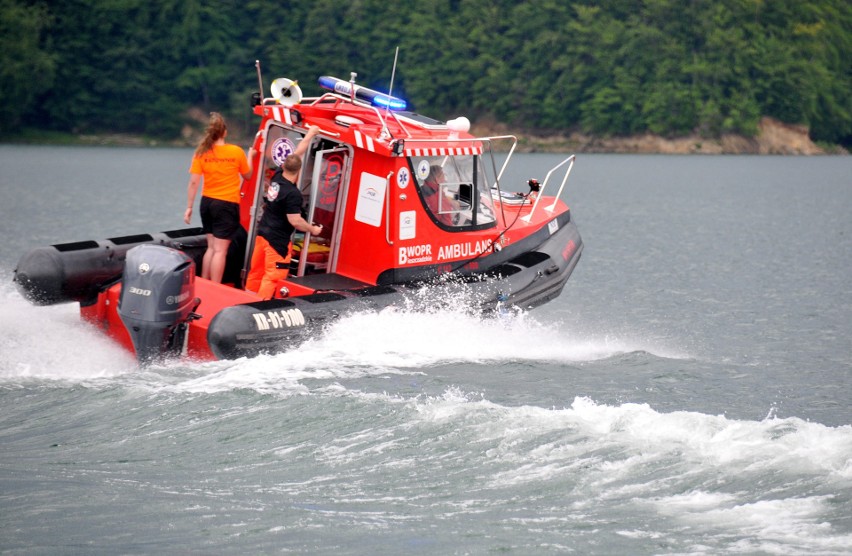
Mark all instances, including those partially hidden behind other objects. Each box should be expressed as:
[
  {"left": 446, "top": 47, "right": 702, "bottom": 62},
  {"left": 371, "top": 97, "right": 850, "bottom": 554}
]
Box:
[
  {"left": 354, "top": 172, "right": 387, "bottom": 227},
  {"left": 417, "top": 160, "right": 430, "bottom": 180},
  {"left": 399, "top": 210, "right": 416, "bottom": 240},
  {"left": 271, "top": 137, "right": 296, "bottom": 167},
  {"left": 397, "top": 167, "right": 410, "bottom": 189}
]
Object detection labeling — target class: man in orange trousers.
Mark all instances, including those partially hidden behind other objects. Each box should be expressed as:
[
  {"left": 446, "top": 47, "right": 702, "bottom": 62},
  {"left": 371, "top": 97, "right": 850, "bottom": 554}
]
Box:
[{"left": 246, "top": 126, "right": 322, "bottom": 298}]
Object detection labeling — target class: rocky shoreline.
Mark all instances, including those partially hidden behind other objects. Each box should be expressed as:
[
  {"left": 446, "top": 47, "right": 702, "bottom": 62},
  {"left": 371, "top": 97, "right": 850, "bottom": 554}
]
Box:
[
  {"left": 472, "top": 117, "right": 847, "bottom": 155},
  {"left": 8, "top": 116, "right": 846, "bottom": 155}
]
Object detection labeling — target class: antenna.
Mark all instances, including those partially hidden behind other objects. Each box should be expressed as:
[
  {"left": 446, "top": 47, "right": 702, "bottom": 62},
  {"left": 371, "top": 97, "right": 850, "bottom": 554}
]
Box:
[
  {"left": 255, "top": 60, "right": 264, "bottom": 102},
  {"left": 379, "top": 47, "right": 400, "bottom": 140},
  {"left": 385, "top": 47, "right": 400, "bottom": 119}
]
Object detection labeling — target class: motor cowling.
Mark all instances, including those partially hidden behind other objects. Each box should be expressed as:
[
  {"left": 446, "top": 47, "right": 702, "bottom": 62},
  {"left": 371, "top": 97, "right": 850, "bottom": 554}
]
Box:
[{"left": 118, "top": 245, "right": 198, "bottom": 364}]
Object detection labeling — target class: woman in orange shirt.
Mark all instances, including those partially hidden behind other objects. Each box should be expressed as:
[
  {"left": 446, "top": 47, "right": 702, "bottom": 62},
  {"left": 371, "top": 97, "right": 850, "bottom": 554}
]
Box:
[{"left": 184, "top": 113, "right": 254, "bottom": 283}]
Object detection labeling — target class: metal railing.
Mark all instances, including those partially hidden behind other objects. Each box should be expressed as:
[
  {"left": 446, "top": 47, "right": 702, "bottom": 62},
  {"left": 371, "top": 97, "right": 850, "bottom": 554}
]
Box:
[{"left": 521, "top": 155, "right": 575, "bottom": 223}]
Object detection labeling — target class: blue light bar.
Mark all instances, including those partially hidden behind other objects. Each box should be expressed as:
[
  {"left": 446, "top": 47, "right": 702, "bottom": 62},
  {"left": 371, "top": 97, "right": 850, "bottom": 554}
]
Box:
[
  {"left": 318, "top": 75, "right": 407, "bottom": 111},
  {"left": 372, "top": 94, "right": 407, "bottom": 110}
]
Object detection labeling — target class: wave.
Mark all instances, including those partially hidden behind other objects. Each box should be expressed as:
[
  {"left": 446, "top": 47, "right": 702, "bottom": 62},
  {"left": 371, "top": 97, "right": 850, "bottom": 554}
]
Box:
[
  {"left": 3, "top": 270, "right": 850, "bottom": 552},
  {"left": 261, "top": 386, "right": 850, "bottom": 552},
  {"left": 327, "top": 390, "right": 852, "bottom": 551},
  {"left": 401, "top": 391, "right": 852, "bottom": 479},
  {"left": 0, "top": 281, "right": 687, "bottom": 386},
  {"left": 0, "top": 287, "right": 137, "bottom": 382}
]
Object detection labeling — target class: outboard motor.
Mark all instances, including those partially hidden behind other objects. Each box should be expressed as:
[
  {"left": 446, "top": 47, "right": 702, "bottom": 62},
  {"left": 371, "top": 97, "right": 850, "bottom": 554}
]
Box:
[{"left": 118, "top": 244, "right": 199, "bottom": 364}]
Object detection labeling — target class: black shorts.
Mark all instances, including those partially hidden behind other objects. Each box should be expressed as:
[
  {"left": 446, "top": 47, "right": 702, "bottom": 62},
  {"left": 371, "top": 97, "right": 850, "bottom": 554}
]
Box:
[{"left": 200, "top": 197, "right": 240, "bottom": 239}]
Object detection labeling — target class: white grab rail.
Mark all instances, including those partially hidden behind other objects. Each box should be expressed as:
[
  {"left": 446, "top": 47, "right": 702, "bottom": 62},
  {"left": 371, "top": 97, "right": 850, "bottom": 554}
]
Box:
[{"left": 522, "top": 155, "right": 575, "bottom": 223}]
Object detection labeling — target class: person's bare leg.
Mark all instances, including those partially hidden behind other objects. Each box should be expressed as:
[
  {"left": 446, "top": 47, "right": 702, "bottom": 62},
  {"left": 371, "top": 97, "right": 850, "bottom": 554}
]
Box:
[
  {"left": 201, "top": 234, "right": 215, "bottom": 280},
  {"left": 209, "top": 236, "right": 231, "bottom": 283}
]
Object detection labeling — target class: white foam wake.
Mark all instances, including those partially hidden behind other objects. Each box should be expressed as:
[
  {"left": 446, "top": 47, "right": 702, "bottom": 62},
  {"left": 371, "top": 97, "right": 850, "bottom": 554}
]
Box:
[
  {"left": 0, "top": 281, "right": 684, "bottom": 387},
  {"left": 402, "top": 392, "right": 852, "bottom": 551},
  {"left": 0, "top": 288, "right": 136, "bottom": 381}
]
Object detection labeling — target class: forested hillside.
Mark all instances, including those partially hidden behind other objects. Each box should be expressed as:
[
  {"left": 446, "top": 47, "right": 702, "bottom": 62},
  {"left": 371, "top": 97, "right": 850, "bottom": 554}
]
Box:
[{"left": 2, "top": 0, "right": 850, "bottom": 147}]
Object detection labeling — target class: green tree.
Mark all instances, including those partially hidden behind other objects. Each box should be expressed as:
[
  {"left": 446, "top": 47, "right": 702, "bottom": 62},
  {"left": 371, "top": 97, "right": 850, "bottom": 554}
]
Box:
[
  {"left": 6, "top": 0, "right": 851, "bottom": 146},
  {"left": 0, "top": 0, "right": 55, "bottom": 132}
]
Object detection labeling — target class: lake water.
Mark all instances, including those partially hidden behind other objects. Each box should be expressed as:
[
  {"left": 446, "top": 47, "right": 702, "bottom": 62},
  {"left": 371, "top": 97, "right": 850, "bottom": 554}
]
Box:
[{"left": 1, "top": 145, "right": 850, "bottom": 554}]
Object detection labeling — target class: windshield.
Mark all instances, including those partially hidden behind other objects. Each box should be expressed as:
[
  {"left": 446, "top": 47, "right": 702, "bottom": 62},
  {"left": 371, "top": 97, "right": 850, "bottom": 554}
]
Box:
[{"left": 411, "top": 154, "right": 496, "bottom": 229}]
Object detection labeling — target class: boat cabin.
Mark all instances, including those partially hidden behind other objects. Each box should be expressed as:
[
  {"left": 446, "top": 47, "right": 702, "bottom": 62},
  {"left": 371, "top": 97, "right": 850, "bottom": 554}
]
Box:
[{"left": 239, "top": 75, "right": 522, "bottom": 295}]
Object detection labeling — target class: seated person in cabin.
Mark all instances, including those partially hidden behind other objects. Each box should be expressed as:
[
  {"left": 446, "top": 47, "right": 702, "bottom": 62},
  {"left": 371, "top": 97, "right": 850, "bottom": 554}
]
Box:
[
  {"left": 246, "top": 126, "right": 322, "bottom": 299},
  {"left": 421, "top": 165, "right": 461, "bottom": 225}
]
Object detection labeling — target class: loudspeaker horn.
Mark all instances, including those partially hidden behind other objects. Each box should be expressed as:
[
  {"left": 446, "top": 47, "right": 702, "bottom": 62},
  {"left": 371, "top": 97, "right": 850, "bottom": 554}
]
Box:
[{"left": 270, "top": 78, "right": 302, "bottom": 106}]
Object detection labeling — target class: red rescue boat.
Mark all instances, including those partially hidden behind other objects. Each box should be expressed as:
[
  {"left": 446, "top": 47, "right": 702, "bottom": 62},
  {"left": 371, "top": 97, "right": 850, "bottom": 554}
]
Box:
[{"left": 14, "top": 72, "right": 583, "bottom": 363}]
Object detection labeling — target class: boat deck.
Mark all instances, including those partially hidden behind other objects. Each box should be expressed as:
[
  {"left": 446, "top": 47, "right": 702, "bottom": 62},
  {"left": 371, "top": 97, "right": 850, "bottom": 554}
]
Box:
[{"left": 286, "top": 273, "right": 372, "bottom": 291}]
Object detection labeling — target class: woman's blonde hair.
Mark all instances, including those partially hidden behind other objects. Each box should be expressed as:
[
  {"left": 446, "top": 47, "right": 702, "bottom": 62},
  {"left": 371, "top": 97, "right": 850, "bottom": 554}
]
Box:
[{"left": 194, "top": 112, "right": 227, "bottom": 157}]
